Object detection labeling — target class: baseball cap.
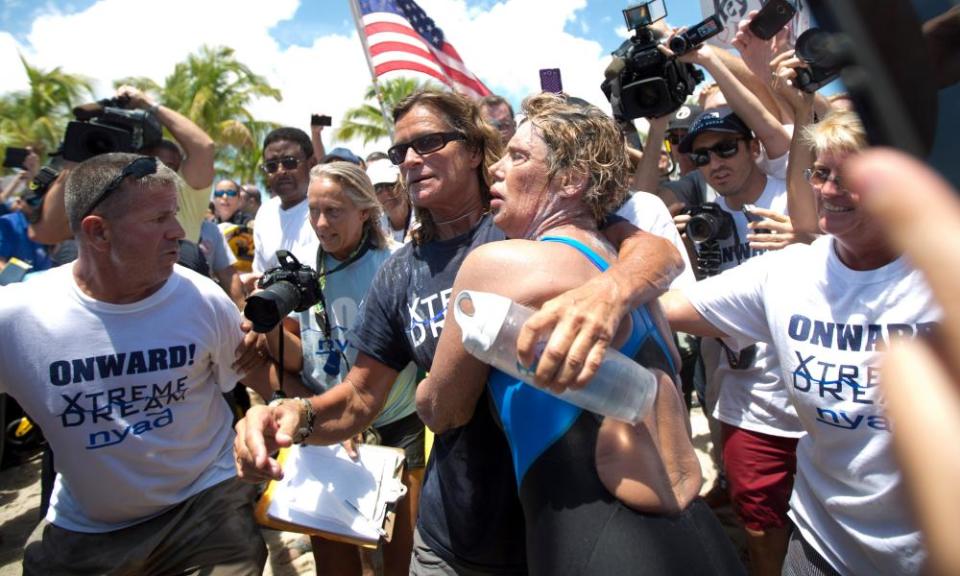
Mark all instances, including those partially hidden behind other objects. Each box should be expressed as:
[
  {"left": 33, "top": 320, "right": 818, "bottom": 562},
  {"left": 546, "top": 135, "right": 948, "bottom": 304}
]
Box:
[
  {"left": 678, "top": 108, "right": 753, "bottom": 153},
  {"left": 366, "top": 159, "right": 400, "bottom": 186},
  {"left": 667, "top": 104, "right": 703, "bottom": 132},
  {"left": 321, "top": 146, "right": 362, "bottom": 165}
]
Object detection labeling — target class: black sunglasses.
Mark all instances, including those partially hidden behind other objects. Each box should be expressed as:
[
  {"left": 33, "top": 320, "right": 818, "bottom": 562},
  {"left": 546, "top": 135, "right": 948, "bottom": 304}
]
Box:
[
  {"left": 83, "top": 156, "right": 158, "bottom": 218},
  {"left": 689, "top": 138, "right": 743, "bottom": 167},
  {"left": 213, "top": 188, "right": 239, "bottom": 198},
  {"left": 387, "top": 132, "right": 466, "bottom": 165},
  {"left": 261, "top": 156, "right": 302, "bottom": 174}
]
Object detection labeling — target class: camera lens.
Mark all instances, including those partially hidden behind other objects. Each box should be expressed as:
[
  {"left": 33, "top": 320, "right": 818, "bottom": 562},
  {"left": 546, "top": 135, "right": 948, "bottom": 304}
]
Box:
[
  {"left": 244, "top": 281, "right": 301, "bottom": 333},
  {"left": 687, "top": 214, "right": 715, "bottom": 243}
]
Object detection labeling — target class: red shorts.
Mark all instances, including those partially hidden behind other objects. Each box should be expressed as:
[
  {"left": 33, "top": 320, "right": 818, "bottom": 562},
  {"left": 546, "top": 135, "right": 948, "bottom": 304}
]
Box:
[{"left": 721, "top": 423, "right": 799, "bottom": 531}]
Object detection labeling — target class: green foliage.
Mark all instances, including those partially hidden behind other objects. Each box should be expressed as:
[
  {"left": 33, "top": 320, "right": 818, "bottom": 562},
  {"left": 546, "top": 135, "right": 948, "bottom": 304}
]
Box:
[
  {"left": 118, "top": 45, "right": 282, "bottom": 181},
  {"left": 0, "top": 55, "right": 94, "bottom": 160},
  {"left": 333, "top": 77, "right": 438, "bottom": 145}
]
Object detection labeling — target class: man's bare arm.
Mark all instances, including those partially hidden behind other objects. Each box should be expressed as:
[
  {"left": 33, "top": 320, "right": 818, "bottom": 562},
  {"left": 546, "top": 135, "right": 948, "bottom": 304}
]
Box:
[{"left": 517, "top": 222, "right": 682, "bottom": 389}]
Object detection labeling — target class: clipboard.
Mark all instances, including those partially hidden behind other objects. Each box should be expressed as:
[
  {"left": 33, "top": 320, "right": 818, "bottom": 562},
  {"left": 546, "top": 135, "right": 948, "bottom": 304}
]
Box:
[{"left": 255, "top": 443, "right": 407, "bottom": 549}]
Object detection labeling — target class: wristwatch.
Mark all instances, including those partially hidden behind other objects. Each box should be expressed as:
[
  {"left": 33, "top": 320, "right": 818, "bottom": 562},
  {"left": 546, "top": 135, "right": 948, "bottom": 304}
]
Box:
[{"left": 267, "top": 397, "right": 315, "bottom": 444}]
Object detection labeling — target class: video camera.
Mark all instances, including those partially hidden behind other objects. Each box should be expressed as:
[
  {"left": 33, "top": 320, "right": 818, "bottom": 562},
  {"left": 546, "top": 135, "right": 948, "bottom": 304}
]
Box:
[
  {"left": 244, "top": 251, "right": 321, "bottom": 333},
  {"left": 61, "top": 96, "right": 163, "bottom": 163},
  {"left": 602, "top": 0, "right": 722, "bottom": 121}
]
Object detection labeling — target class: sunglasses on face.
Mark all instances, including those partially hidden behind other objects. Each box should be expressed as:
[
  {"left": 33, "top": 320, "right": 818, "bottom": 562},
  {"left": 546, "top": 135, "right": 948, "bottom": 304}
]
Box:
[
  {"left": 804, "top": 167, "right": 845, "bottom": 190},
  {"left": 213, "top": 189, "right": 239, "bottom": 198},
  {"left": 261, "top": 156, "right": 302, "bottom": 174},
  {"left": 689, "top": 139, "right": 743, "bottom": 168},
  {"left": 387, "top": 132, "right": 466, "bottom": 165},
  {"left": 83, "top": 156, "right": 158, "bottom": 218}
]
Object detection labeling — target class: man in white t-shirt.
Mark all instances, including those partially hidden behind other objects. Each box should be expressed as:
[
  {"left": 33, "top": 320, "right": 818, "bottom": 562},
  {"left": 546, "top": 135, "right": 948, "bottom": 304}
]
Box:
[
  {"left": 251, "top": 127, "right": 320, "bottom": 277},
  {"left": 676, "top": 107, "right": 805, "bottom": 574},
  {"left": 1, "top": 153, "right": 267, "bottom": 575}
]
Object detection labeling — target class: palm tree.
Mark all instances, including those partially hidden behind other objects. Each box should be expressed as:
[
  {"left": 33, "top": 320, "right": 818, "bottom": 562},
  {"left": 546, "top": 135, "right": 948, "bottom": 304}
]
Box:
[
  {"left": 0, "top": 55, "right": 94, "bottom": 159},
  {"left": 117, "top": 45, "right": 282, "bottom": 179},
  {"left": 334, "top": 77, "right": 437, "bottom": 145}
]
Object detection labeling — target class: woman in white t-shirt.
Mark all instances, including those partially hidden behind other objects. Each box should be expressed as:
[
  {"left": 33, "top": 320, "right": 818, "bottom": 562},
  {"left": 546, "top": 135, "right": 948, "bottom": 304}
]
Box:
[{"left": 663, "top": 110, "right": 938, "bottom": 575}]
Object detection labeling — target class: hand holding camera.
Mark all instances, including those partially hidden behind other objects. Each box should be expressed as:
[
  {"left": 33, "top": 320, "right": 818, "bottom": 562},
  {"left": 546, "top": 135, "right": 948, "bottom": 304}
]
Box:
[{"left": 115, "top": 85, "right": 156, "bottom": 111}]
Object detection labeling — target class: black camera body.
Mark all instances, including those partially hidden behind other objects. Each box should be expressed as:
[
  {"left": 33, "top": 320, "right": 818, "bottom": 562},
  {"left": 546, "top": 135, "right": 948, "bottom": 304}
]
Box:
[
  {"left": 602, "top": 1, "right": 719, "bottom": 121},
  {"left": 244, "top": 251, "right": 321, "bottom": 333},
  {"left": 668, "top": 14, "right": 724, "bottom": 56},
  {"left": 684, "top": 202, "right": 735, "bottom": 244},
  {"left": 793, "top": 28, "right": 848, "bottom": 93},
  {"left": 61, "top": 97, "right": 163, "bottom": 163}
]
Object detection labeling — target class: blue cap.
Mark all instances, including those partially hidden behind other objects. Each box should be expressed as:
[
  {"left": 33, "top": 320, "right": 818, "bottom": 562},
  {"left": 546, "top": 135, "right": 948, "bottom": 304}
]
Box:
[
  {"left": 678, "top": 108, "right": 753, "bottom": 153},
  {"left": 322, "top": 147, "right": 362, "bottom": 165}
]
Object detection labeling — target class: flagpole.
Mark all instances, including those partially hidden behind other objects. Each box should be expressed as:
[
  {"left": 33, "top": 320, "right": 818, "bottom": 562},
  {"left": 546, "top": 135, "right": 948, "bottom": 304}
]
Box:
[{"left": 349, "top": 0, "right": 394, "bottom": 139}]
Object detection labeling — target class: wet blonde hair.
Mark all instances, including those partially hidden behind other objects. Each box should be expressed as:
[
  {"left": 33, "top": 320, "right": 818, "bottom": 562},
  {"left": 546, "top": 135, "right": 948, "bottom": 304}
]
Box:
[
  {"left": 520, "top": 92, "right": 629, "bottom": 223},
  {"left": 309, "top": 161, "right": 388, "bottom": 250}
]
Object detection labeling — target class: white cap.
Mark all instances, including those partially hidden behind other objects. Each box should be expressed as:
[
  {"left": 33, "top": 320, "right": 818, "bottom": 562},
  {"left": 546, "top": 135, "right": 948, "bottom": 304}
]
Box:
[{"left": 366, "top": 159, "right": 400, "bottom": 186}]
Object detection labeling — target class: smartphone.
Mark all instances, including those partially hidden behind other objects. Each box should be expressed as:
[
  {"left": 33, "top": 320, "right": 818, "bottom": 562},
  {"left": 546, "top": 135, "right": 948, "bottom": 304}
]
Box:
[
  {"left": 749, "top": 0, "right": 797, "bottom": 40},
  {"left": 3, "top": 147, "right": 29, "bottom": 169},
  {"left": 539, "top": 68, "right": 563, "bottom": 94},
  {"left": 743, "top": 204, "right": 770, "bottom": 234},
  {"left": 311, "top": 114, "right": 332, "bottom": 127}
]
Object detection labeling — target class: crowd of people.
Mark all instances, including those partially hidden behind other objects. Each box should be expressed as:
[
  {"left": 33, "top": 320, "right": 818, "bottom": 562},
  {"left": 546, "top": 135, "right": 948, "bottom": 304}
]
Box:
[{"left": 0, "top": 6, "right": 958, "bottom": 576}]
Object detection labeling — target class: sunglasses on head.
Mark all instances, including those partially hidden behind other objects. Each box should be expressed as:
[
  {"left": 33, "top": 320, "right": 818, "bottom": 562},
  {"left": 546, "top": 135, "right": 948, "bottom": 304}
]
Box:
[
  {"left": 83, "top": 156, "right": 158, "bottom": 218},
  {"left": 387, "top": 132, "right": 466, "bottom": 165},
  {"left": 689, "top": 138, "right": 743, "bottom": 168},
  {"left": 261, "top": 156, "right": 302, "bottom": 174},
  {"left": 213, "top": 188, "right": 239, "bottom": 198}
]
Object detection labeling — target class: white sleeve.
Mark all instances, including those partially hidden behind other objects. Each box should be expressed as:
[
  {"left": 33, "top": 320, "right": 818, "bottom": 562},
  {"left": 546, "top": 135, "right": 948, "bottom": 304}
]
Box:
[
  {"left": 211, "top": 293, "right": 246, "bottom": 393},
  {"left": 617, "top": 192, "right": 697, "bottom": 290},
  {"left": 252, "top": 221, "right": 266, "bottom": 274},
  {"left": 682, "top": 252, "right": 776, "bottom": 350}
]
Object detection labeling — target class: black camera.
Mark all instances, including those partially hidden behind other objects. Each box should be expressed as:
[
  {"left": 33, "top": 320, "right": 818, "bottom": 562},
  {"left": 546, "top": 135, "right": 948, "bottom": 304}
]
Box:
[
  {"left": 61, "top": 97, "right": 163, "bottom": 163},
  {"left": 602, "top": 0, "right": 721, "bottom": 121},
  {"left": 244, "top": 251, "right": 321, "bottom": 333},
  {"left": 684, "top": 202, "right": 734, "bottom": 244},
  {"left": 668, "top": 14, "right": 724, "bottom": 56},
  {"left": 793, "top": 28, "right": 849, "bottom": 93}
]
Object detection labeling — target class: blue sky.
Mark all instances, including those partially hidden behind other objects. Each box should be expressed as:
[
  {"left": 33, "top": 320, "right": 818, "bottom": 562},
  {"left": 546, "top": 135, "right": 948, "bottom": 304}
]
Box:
[{"left": 0, "top": 0, "right": 796, "bottom": 155}]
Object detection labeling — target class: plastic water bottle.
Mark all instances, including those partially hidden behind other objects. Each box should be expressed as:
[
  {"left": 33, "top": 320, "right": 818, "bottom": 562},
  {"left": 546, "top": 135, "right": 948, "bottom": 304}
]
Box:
[{"left": 453, "top": 290, "right": 658, "bottom": 424}]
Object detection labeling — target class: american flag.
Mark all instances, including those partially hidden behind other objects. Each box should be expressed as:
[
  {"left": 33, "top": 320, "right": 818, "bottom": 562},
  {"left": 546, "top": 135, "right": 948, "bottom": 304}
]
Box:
[{"left": 357, "top": 0, "right": 491, "bottom": 100}]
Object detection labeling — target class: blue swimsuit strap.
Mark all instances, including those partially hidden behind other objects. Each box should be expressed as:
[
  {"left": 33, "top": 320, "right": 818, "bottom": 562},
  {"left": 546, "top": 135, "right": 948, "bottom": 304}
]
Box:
[{"left": 538, "top": 235, "right": 676, "bottom": 374}]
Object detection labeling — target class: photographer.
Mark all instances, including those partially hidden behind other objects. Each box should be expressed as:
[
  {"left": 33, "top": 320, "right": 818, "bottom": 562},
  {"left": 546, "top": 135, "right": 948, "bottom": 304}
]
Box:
[
  {"left": 248, "top": 161, "right": 422, "bottom": 576},
  {"left": 673, "top": 107, "right": 805, "bottom": 576},
  {"left": 28, "top": 85, "right": 216, "bottom": 254}
]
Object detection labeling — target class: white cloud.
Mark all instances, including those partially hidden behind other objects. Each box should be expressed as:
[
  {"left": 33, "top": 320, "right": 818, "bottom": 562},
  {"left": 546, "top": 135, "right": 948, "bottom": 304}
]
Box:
[{"left": 2, "top": 0, "right": 625, "bottom": 158}]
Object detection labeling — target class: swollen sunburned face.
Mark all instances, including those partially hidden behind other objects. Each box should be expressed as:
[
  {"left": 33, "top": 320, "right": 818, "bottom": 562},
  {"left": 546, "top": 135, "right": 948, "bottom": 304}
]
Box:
[{"left": 488, "top": 122, "right": 558, "bottom": 239}]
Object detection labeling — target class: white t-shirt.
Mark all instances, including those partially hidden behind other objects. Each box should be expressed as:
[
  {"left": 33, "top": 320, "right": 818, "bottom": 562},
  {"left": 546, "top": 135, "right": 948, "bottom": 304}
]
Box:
[
  {"left": 616, "top": 191, "right": 696, "bottom": 290},
  {"left": 692, "top": 176, "right": 803, "bottom": 436},
  {"left": 299, "top": 242, "right": 418, "bottom": 428},
  {"left": 252, "top": 196, "right": 320, "bottom": 274},
  {"left": 687, "top": 236, "right": 936, "bottom": 575},
  {"left": 0, "top": 264, "right": 243, "bottom": 532}
]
